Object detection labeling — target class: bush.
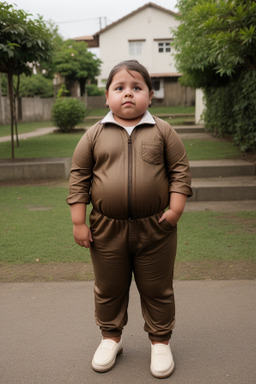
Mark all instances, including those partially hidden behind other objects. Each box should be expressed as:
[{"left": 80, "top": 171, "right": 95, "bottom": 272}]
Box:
[
  {"left": 19, "top": 74, "right": 54, "bottom": 98},
  {"left": 204, "top": 70, "right": 256, "bottom": 152},
  {"left": 0, "top": 73, "right": 54, "bottom": 98},
  {"left": 232, "top": 71, "right": 256, "bottom": 152},
  {"left": 86, "top": 84, "right": 105, "bottom": 96},
  {"left": 51, "top": 97, "right": 86, "bottom": 132}
]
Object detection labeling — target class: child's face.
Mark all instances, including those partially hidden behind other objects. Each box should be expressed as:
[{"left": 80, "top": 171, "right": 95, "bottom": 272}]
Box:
[{"left": 106, "top": 68, "right": 154, "bottom": 126}]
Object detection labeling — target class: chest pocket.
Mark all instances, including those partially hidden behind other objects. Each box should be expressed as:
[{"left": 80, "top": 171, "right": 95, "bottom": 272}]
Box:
[{"left": 141, "top": 142, "right": 164, "bottom": 165}]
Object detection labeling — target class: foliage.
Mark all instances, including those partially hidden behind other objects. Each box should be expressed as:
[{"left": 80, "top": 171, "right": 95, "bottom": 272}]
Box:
[
  {"left": 18, "top": 74, "right": 54, "bottom": 98},
  {"left": 204, "top": 70, "right": 256, "bottom": 152},
  {"left": 173, "top": 0, "right": 256, "bottom": 152},
  {"left": 0, "top": 1, "right": 54, "bottom": 157},
  {"left": 0, "top": 2, "right": 54, "bottom": 76},
  {"left": 0, "top": 73, "right": 54, "bottom": 97},
  {"left": 86, "top": 83, "right": 105, "bottom": 96},
  {"left": 57, "top": 84, "right": 69, "bottom": 98},
  {"left": 51, "top": 97, "right": 86, "bottom": 132},
  {"left": 173, "top": 0, "right": 256, "bottom": 88},
  {"left": 53, "top": 39, "right": 102, "bottom": 96},
  {"left": 39, "top": 21, "right": 64, "bottom": 79}
]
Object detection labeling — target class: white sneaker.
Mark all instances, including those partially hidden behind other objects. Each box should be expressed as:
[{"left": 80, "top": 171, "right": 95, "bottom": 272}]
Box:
[
  {"left": 92, "top": 338, "right": 123, "bottom": 372},
  {"left": 150, "top": 343, "right": 175, "bottom": 378}
]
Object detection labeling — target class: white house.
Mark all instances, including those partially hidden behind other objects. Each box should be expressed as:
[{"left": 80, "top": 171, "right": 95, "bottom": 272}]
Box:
[{"left": 75, "top": 2, "right": 195, "bottom": 106}]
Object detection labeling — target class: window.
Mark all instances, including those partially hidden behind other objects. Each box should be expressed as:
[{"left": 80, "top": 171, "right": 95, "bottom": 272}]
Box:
[
  {"left": 152, "top": 79, "right": 164, "bottom": 99},
  {"left": 158, "top": 42, "right": 171, "bottom": 53},
  {"left": 129, "top": 41, "right": 143, "bottom": 55},
  {"left": 152, "top": 79, "right": 160, "bottom": 91}
]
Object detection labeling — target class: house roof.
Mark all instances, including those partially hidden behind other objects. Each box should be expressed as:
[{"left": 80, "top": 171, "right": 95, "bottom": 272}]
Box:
[
  {"left": 73, "top": 2, "right": 178, "bottom": 46},
  {"left": 73, "top": 35, "right": 99, "bottom": 48},
  {"left": 150, "top": 72, "right": 182, "bottom": 78},
  {"left": 95, "top": 2, "right": 178, "bottom": 36}
]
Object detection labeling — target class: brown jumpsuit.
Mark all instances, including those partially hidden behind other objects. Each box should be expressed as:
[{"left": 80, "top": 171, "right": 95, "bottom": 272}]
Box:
[{"left": 67, "top": 115, "right": 192, "bottom": 342}]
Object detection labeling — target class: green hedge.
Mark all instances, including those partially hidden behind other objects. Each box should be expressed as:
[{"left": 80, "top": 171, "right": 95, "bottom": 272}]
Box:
[
  {"left": 51, "top": 97, "right": 86, "bottom": 132},
  {"left": 204, "top": 70, "right": 256, "bottom": 152}
]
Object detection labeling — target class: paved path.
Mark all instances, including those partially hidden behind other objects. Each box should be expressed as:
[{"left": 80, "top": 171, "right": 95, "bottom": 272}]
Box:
[
  {"left": 0, "top": 127, "right": 56, "bottom": 142},
  {"left": 1, "top": 280, "right": 255, "bottom": 384}
]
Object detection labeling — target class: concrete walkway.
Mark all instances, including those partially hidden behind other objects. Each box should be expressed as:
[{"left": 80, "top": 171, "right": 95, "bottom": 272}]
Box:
[
  {"left": 0, "top": 127, "right": 57, "bottom": 142},
  {"left": 0, "top": 280, "right": 255, "bottom": 384}
]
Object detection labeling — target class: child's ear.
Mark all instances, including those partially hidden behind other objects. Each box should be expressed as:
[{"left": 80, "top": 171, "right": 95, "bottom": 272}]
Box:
[
  {"left": 105, "top": 90, "right": 109, "bottom": 102},
  {"left": 105, "top": 90, "right": 109, "bottom": 108},
  {"left": 149, "top": 90, "right": 154, "bottom": 105}
]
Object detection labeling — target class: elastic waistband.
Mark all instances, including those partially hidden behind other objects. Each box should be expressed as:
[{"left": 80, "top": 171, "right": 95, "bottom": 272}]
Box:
[{"left": 92, "top": 207, "right": 165, "bottom": 221}]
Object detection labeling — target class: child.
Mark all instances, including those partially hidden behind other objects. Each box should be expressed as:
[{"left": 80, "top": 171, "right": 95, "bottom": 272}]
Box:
[{"left": 67, "top": 60, "right": 192, "bottom": 378}]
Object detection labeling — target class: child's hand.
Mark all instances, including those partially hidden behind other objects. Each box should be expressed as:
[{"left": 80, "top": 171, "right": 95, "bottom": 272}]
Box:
[
  {"left": 73, "top": 223, "right": 93, "bottom": 248},
  {"left": 158, "top": 209, "right": 180, "bottom": 227}
]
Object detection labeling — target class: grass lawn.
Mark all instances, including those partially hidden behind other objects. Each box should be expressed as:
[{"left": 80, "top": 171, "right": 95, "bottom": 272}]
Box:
[
  {"left": 0, "top": 132, "right": 84, "bottom": 158},
  {"left": 0, "top": 131, "right": 241, "bottom": 161},
  {"left": 177, "top": 211, "right": 256, "bottom": 262},
  {"left": 0, "top": 185, "right": 91, "bottom": 264},
  {"left": 1, "top": 185, "right": 255, "bottom": 267},
  {"left": 183, "top": 138, "right": 241, "bottom": 160},
  {"left": 0, "top": 105, "right": 242, "bottom": 161},
  {"left": 0, "top": 121, "right": 54, "bottom": 137}
]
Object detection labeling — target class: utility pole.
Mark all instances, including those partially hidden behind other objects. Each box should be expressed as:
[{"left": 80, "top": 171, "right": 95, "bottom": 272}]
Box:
[{"left": 99, "top": 17, "right": 107, "bottom": 30}]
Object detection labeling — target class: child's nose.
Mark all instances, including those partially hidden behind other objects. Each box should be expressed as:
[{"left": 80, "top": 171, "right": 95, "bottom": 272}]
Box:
[{"left": 124, "top": 88, "right": 133, "bottom": 97}]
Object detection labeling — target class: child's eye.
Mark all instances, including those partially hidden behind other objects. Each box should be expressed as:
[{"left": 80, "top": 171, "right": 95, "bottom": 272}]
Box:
[
  {"left": 133, "top": 86, "right": 141, "bottom": 91},
  {"left": 115, "top": 86, "right": 123, "bottom": 91}
]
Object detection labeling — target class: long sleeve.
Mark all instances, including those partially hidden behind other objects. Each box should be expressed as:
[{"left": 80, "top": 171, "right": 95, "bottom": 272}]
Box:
[
  {"left": 155, "top": 117, "right": 193, "bottom": 197},
  {"left": 66, "top": 129, "right": 94, "bottom": 205}
]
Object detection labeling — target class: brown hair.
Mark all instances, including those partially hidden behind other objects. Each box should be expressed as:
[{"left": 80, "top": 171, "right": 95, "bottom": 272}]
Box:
[{"left": 106, "top": 60, "right": 152, "bottom": 91}]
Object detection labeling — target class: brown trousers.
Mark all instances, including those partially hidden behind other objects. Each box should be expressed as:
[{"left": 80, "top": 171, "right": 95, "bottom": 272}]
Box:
[{"left": 89, "top": 209, "right": 177, "bottom": 342}]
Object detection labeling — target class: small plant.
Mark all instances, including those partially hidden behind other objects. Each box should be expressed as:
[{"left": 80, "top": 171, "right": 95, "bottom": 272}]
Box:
[
  {"left": 51, "top": 97, "right": 86, "bottom": 132},
  {"left": 86, "top": 84, "right": 105, "bottom": 96}
]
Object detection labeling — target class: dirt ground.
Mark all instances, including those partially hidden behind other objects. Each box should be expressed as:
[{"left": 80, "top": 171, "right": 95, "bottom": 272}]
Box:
[{"left": 0, "top": 260, "right": 255, "bottom": 283}]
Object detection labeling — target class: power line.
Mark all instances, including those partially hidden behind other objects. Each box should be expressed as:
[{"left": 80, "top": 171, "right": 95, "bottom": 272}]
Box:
[{"left": 57, "top": 16, "right": 106, "bottom": 26}]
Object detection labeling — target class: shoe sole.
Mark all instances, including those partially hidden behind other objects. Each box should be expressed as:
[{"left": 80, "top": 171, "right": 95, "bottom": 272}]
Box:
[
  {"left": 150, "top": 363, "right": 175, "bottom": 379},
  {"left": 92, "top": 347, "right": 123, "bottom": 373}
]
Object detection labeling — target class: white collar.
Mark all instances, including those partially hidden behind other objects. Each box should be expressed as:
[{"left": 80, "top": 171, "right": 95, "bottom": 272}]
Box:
[{"left": 101, "top": 110, "right": 155, "bottom": 128}]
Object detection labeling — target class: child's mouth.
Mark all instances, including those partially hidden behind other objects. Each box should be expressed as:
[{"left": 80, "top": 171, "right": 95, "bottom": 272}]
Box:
[{"left": 122, "top": 100, "right": 134, "bottom": 105}]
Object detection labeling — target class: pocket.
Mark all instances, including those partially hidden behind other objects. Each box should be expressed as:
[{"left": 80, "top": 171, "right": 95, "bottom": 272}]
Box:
[
  {"left": 141, "top": 142, "right": 164, "bottom": 165},
  {"left": 159, "top": 218, "right": 176, "bottom": 232}
]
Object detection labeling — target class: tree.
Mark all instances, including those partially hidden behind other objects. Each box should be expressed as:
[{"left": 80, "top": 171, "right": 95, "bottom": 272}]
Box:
[
  {"left": 53, "top": 39, "right": 102, "bottom": 96},
  {"left": 173, "top": 0, "right": 256, "bottom": 88},
  {"left": 0, "top": 1, "right": 54, "bottom": 158},
  {"left": 173, "top": 0, "right": 256, "bottom": 152}
]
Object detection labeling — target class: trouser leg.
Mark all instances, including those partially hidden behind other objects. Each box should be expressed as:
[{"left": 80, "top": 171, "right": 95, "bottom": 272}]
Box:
[
  {"left": 89, "top": 210, "right": 132, "bottom": 338},
  {"left": 132, "top": 213, "right": 177, "bottom": 342}
]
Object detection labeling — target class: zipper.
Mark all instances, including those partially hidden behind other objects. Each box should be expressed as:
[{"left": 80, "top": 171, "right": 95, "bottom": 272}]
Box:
[{"left": 128, "top": 135, "right": 133, "bottom": 220}]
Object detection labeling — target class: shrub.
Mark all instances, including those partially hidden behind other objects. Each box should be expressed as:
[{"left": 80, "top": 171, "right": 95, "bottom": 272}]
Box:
[
  {"left": 86, "top": 84, "right": 105, "bottom": 96},
  {"left": 51, "top": 97, "right": 86, "bottom": 132},
  {"left": 19, "top": 74, "right": 54, "bottom": 98},
  {"left": 1, "top": 73, "right": 54, "bottom": 98},
  {"left": 204, "top": 70, "right": 256, "bottom": 152},
  {"left": 232, "top": 71, "right": 256, "bottom": 152}
]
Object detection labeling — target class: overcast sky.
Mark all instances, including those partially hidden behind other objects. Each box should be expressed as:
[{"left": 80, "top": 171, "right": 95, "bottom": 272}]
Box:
[{"left": 7, "top": 0, "right": 178, "bottom": 39}]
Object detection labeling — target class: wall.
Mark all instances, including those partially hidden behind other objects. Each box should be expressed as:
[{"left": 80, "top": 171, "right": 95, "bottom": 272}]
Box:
[
  {"left": 0, "top": 91, "right": 194, "bottom": 125},
  {"left": 195, "top": 89, "right": 205, "bottom": 124},
  {"left": 87, "top": 95, "right": 105, "bottom": 109},
  {"left": 0, "top": 97, "right": 90, "bottom": 124},
  {"left": 0, "top": 96, "right": 55, "bottom": 124},
  {"left": 98, "top": 6, "right": 180, "bottom": 86},
  {"left": 152, "top": 78, "right": 195, "bottom": 107}
]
